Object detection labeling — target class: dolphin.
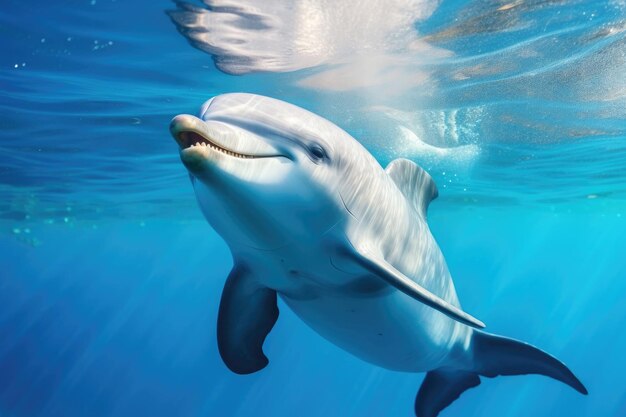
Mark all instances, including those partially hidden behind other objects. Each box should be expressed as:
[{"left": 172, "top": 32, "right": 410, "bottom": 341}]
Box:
[{"left": 169, "top": 93, "right": 587, "bottom": 417}]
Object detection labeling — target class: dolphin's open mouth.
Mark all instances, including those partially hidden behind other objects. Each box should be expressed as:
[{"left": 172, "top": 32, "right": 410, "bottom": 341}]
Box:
[
  {"left": 170, "top": 114, "right": 283, "bottom": 160},
  {"left": 176, "top": 130, "right": 259, "bottom": 159}
]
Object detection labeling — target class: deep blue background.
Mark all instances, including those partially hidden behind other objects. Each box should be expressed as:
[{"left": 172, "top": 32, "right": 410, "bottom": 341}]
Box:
[{"left": 2, "top": 211, "right": 625, "bottom": 416}]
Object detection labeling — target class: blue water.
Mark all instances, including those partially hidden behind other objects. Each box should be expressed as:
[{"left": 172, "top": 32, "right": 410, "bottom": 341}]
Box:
[{"left": 1, "top": 1, "right": 626, "bottom": 416}]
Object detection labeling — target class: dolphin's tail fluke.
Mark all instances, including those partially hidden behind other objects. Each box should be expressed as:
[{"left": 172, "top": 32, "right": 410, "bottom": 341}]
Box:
[
  {"left": 414, "top": 330, "right": 587, "bottom": 417},
  {"left": 470, "top": 330, "right": 587, "bottom": 393}
]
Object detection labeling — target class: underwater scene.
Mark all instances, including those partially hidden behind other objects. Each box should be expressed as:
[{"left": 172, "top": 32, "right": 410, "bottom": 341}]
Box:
[{"left": 2, "top": 0, "right": 626, "bottom": 416}]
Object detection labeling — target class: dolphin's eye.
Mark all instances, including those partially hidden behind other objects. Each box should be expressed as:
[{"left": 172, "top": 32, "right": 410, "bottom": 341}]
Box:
[{"left": 308, "top": 143, "right": 327, "bottom": 161}]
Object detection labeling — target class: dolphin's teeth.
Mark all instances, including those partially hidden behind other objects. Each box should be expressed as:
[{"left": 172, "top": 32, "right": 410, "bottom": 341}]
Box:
[{"left": 183, "top": 133, "right": 258, "bottom": 159}]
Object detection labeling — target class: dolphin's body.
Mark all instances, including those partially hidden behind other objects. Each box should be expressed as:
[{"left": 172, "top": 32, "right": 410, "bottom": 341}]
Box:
[{"left": 170, "top": 93, "right": 586, "bottom": 417}]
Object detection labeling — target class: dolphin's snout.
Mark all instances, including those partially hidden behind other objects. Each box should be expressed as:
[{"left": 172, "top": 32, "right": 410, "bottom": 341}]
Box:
[{"left": 170, "top": 114, "right": 206, "bottom": 148}]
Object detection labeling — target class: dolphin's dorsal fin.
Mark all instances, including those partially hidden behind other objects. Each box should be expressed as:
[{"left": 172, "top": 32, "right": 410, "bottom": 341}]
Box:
[{"left": 386, "top": 158, "right": 438, "bottom": 217}]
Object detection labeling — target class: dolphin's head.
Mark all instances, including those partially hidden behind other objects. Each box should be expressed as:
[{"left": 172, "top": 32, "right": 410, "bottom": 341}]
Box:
[{"left": 170, "top": 93, "right": 375, "bottom": 251}]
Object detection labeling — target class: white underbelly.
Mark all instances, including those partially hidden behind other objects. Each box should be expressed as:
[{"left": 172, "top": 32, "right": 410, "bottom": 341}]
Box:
[{"left": 280, "top": 289, "right": 470, "bottom": 372}]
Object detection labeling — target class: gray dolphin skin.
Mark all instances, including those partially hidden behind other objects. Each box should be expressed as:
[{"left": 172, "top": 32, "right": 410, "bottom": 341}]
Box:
[{"left": 170, "top": 93, "right": 587, "bottom": 417}]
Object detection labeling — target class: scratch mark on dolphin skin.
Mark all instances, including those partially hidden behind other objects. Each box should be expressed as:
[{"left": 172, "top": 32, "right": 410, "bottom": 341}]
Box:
[{"left": 339, "top": 192, "right": 357, "bottom": 219}]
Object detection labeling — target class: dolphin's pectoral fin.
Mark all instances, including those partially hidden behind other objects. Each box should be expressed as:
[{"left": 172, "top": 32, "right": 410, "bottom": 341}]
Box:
[
  {"left": 386, "top": 158, "right": 438, "bottom": 217},
  {"left": 414, "top": 369, "right": 481, "bottom": 417},
  {"left": 217, "top": 264, "right": 279, "bottom": 375},
  {"left": 347, "top": 245, "right": 485, "bottom": 329}
]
